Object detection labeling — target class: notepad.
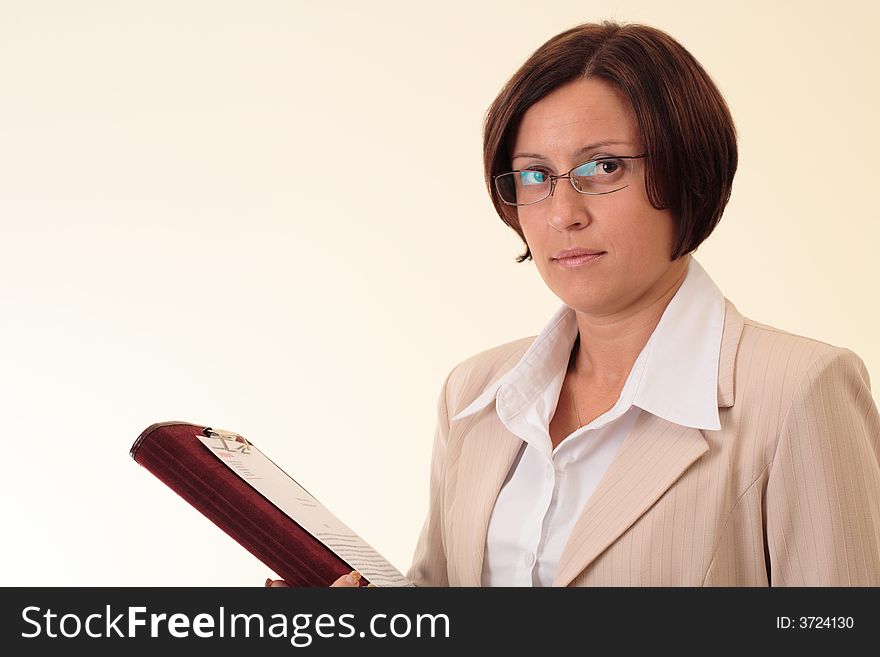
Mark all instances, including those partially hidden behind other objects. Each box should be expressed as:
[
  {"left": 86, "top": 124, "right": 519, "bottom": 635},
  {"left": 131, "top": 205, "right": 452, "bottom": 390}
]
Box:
[{"left": 130, "top": 421, "right": 413, "bottom": 587}]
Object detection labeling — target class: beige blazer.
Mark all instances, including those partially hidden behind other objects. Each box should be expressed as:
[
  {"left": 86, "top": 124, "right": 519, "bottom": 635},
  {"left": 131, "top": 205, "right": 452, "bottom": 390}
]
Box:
[{"left": 406, "top": 299, "right": 880, "bottom": 586}]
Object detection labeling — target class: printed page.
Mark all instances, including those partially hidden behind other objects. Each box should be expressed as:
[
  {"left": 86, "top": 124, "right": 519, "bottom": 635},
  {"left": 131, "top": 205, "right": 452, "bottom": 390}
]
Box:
[{"left": 197, "top": 433, "right": 413, "bottom": 587}]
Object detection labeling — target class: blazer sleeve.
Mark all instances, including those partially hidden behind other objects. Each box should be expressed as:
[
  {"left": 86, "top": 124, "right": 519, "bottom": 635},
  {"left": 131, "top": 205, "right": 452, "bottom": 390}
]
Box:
[
  {"left": 765, "top": 347, "right": 880, "bottom": 585},
  {"left": 405, "top": 368, "right": 454, "bottom": 586}
]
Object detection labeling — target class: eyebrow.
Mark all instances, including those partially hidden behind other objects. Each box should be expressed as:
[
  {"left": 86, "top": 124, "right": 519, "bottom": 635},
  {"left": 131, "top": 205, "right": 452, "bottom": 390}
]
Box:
[{"left": 512, "top": 139, "right": 630, "bottom": 162}]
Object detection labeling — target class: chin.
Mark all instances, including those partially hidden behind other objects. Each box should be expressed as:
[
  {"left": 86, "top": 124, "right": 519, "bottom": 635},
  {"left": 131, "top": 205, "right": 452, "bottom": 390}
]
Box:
[{"left": 559, "top": 293, "right": 608, "bottom": 313}]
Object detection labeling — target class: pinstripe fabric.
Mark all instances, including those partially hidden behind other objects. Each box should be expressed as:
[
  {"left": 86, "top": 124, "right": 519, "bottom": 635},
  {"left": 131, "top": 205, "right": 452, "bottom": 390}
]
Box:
[{"left": 406, "top": 299, "right": 880, "bottom": 586}]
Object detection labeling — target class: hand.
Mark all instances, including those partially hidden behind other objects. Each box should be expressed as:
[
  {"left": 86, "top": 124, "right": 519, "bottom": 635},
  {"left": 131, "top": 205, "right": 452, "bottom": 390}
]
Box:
[{"left": 264, "top": 570, "right": 364, "bottom": 587}]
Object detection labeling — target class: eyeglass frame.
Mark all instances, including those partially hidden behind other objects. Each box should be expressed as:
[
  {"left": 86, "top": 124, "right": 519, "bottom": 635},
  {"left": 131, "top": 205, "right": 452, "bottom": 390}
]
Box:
[{"left": 494, "top": 153, "right": 648, "bottom": 206}]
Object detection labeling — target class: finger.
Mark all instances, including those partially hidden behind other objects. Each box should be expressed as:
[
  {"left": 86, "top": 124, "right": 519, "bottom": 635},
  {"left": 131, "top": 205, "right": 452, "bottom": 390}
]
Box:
[
  {"left": 265, "top": 578, "right": 291, "bottom": 587},
  {"left": 330, "top": 570, "right": 361, "bottom": 587}
]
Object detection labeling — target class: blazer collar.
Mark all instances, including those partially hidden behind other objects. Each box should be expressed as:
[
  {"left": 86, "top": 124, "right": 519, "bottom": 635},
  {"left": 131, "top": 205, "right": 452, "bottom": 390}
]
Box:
[
  {"left": 450, "top": 298, "right": 745, "bottom": 586},
  {"left": 716, "top": 298, "right": 743, "bottom": 409}
]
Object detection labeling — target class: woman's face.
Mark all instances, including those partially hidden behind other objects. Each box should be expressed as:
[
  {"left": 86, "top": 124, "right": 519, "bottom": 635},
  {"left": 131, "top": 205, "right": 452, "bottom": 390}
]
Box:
[{"left": 511, "top": 77, "right": 686, "bottom": 319}]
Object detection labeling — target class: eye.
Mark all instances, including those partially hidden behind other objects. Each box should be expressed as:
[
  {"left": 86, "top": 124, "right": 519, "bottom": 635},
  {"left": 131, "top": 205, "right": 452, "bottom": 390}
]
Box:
[
  {"left": 519, "top": 169, "right": 549, "bottom": 186},
  {"left": 573, "top": 158, "right": 624, "bottom": 178},
  {"left": 598, "top": 159, "right": 621, "bottom": 174}
]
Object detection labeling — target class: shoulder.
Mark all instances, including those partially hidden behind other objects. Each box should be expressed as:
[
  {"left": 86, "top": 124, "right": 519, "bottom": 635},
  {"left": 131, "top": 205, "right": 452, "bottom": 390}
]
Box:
[
  {"left": 443, "top": 336, "right": 534, "bottom": 415},
  {"left": 731, "top": 305, "right": 871, "bottom": 402},
  {"left": 739, "top": 312, "right": 866, "bottom": 371}
]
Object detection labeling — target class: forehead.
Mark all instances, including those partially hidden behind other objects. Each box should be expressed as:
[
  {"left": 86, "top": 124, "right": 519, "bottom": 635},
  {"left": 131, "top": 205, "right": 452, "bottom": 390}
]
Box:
[{"left": 513, "top": 77, "right": 638, "bottom": 156}]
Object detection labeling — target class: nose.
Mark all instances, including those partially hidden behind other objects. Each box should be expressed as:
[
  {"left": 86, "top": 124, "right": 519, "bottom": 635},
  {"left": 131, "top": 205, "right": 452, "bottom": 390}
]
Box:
[{"left": 546, "top": 176, "right": 591, "bottom": 232}]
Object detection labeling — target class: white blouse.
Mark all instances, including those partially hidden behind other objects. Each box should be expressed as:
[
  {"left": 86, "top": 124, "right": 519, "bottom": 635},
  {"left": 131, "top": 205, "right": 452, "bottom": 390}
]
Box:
[{"left": 450, "top": 257, "right": 727, "bottom": 586}]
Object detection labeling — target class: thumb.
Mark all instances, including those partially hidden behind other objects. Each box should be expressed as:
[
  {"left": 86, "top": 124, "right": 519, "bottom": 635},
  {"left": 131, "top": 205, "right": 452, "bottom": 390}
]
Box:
[{"left": 330, "top": 570, "right": 362, "bottom": 587}]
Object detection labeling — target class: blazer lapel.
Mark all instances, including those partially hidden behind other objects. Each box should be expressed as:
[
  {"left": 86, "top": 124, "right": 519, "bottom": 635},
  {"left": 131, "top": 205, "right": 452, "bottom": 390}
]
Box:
[
  {"left": 452, "top": 416, "right": 524, "bottom": 586},
  {"left": 551, "top": 298, "right": 745, "bottom": 586},
  {"left": 551, "top": 415, "right": 708, "bottom": 586}
]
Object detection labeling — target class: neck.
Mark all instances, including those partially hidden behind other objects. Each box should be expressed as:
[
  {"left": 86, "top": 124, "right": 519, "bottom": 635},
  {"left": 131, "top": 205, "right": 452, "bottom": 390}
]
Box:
[{"left": 571, "top": 255, "right": 690, "bottom": 389}]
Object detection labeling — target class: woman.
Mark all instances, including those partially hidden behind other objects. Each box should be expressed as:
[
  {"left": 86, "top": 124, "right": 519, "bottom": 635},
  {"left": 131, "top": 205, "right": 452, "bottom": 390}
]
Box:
[{"left": 272, "top": 20, "right": 880, "bottom": 588}]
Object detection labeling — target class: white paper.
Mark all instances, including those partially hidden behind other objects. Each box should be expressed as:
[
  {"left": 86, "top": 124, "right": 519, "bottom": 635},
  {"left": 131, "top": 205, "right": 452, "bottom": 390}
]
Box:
[{"left": 197, "top": 434, "right": 413, "bottom": 587}]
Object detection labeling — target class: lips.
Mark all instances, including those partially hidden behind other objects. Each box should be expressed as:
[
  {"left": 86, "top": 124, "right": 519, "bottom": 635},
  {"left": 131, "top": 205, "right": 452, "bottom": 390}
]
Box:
[
  {"left": 553, "top": 250, "right": 606, "bottom": 269},
  {"left": 553, "top": 247, "right": 606, "bottom": 260}
]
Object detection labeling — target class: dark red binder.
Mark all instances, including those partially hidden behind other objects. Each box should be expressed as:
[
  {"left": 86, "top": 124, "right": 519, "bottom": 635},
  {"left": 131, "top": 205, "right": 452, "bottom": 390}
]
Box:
[{"left": 130, "top": 421, "right": 366, "bottom": 587}]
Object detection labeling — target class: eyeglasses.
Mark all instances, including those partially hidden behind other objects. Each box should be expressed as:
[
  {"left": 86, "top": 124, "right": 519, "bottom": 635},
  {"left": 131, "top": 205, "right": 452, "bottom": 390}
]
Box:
[{"left": 494, "top": 154, "right": 647, "bottom": 206}]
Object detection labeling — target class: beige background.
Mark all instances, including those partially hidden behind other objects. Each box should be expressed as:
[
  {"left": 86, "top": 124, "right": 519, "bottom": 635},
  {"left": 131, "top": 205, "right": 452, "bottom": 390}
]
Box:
[{"left": 0, "top": 0, "right": 877, "bottom": 586}]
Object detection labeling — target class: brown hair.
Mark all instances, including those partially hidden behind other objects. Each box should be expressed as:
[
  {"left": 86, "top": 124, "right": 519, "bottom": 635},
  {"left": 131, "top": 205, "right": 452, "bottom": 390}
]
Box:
[{"left": 483, "top": 21, "right": 738, "bottom": 263}]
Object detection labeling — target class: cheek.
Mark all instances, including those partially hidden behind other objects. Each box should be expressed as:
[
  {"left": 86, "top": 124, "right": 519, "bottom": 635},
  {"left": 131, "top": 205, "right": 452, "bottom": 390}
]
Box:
[
  {"left": 609, "top": 205, "right": 675, "bottom": 259},
  {"left": 518, "top": 213, "right": 545, "bottom": 249}
]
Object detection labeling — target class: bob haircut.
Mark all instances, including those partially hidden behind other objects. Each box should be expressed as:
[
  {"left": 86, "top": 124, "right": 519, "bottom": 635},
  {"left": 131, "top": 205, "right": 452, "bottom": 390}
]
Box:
[{"left": 483, "top": 21, "right": 738, "bottom": 263}]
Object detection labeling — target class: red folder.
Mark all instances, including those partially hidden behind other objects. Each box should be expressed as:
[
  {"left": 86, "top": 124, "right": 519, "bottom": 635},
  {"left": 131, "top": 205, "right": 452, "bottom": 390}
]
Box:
[{"left": 130, "top": 421, "right": 367, "bottom": 587}]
